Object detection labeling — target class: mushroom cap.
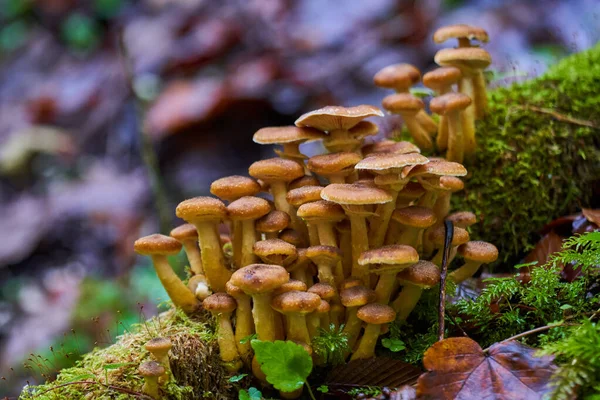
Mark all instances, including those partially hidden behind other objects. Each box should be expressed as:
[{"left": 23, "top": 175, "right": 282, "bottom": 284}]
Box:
[
  {"left": 458, "top": 241, "right": 498, "bottom": 263},
  {"left": 373, "top": 172, "right": 409, "bottom": 187},
  {"left": 446, "top": 211, "right": 477, "bottom": 228},
  {"left": 225, "top": 281, "right": 246, "bottom": 298},
  {"left": 406, "top": 160, "right": 467, "bottom": 178},
  {"left": 321, "top": 183, "right": 393, "bottom": 206},
  {"left": 397, "top": 260, "right": 441, "bottom": 288},
  {"left": 139, "top": 361, "right": 165, "bottom": 377},
  {"left": 362, "top": 140, "right": 421, "bottom": 157},
  {"left": 248, "top": 158, "right": 305, "bottom": 183},
  {"left": 295, "top": 105, "right": 384, "bottom": 132},
  {"left": 273, "top": 279, "right": 308, "bottom": 295},
  {"left": 358, "top": 245, "right": 419, "bottom": 269},
  {"left": 430, "top": 93, "right": 472, "bottom": 114},
  {"left": 440, "top": 176, "right": 464, "bottom": 192},
  {"left": 422, "top": 67, "right": 462, "bottom": 91},
  {"left": 357, "top": 303, "right": 396, "bottom": 324},
  {"left": 356, "top": 153, "right": 429, "bottom": 174},
  {"left": 382, "top": 93, "right": 424, "bottom": 114},
  {"left": 203, "top": 292, "right": 237, "bottom": 314},
  {"left": 307, "top": 152, "right": 362, "bottom": 177},
  {"left": 271, "top": 290, "right": 321, "bottom": 314},
  {"left": 286, "top": 248, "right": 310, "bottom": 273},
  {"left": 134, "top": 234, "right": 182, "bottom": 256},
  {"left": 227, "top": 196, "right": 271, "bottom": 221},
  {"left": 433, "top": 24, "right": 489, "bottom": 45},
  {"left": 434, "top": 48, "right": 492, "bottom": 73},
  {"left": 253, "top": 126, "right": 324, "bottom": 145},
  {"left": 278, "top": 228, "right": 307, "bottom": 248},
  {"left": 145, "top": 337, "right": 173, "bottom": 353},
  {"left": 256, "top": 210, "right": 290, "bottom": 233},
  {"left": 428, "top": 225, "right": 470, "bottom": 246},
  {"left": 288, "top": 175, "right": 321, "bottom": 190},
  {"left": 397, "top": 181, "right": 426, "bottom": 199},
  {"left": 176, "top": 196, "right": 227, "bottom": 222},
  {"left": 286, "top": 186, "right": 324, "bottom": 207},
  {"left": 339, "top": 277, "right": 363, "bottom": 290},
  {"left": 253, "top": 239, "right": 298, "bottom": 265},
  {"left": 169, "top": 223, "right": 198, "bottom": 241},
  {"left": 349, "top": 121, "right": 379, "bottom": 139},
  {"left": 307, "top": 282, "right": 336, "bottom": 300},
  {"left": 373, "top": 63, "right": 421, "bottom": 91},
  {"left": 340, "top": 285, "right": 376, "bottom": 307},
  {"left": 306, "top": 245, "right": 342, "bottom": 265},
  {"left": 230, "top": 264, "right": 289, "bottom": 294},
  {"left": 315, "top": 299, "right": 330, "bottom": 314},
  {"left": 297, "top": 200, "right": 346, "bottom": 222},
  {"left": 392, "top": 206, "right": 437, "bottom": 228},
  {"left": 210, "top": 175, "right": 261, "bottom": 202}
]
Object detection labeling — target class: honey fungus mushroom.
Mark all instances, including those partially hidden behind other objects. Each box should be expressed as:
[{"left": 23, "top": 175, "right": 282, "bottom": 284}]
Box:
[{"left": 203, "top": 293, "right": 242, "bottom": 372}]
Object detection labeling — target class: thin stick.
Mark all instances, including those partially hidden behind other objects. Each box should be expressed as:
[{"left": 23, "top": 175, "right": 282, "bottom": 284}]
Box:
[
  {"left": 512, "top": 105, "right": 598, "bottom": 129},
  {"left": 482, "top": 322, "right": 577, "bottom": 353},
  {"left": 438, "top": 220, "right": 454, "bottom": 341}
]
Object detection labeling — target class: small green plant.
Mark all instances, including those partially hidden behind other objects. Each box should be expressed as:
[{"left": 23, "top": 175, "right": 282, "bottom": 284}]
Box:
[
  {"left": 311, "top": 324, "right": 350, "bottom": 366},
  {"left": 238, "top": 387, "right": 262, "bottom": 400}
]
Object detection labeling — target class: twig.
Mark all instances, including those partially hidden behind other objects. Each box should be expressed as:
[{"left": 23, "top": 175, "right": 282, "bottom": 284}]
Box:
[
  {"left": 445, "top": 311, "right": 469, "bottom": 338},
  {"left": 438, "top": 220, "right": 454, "bottom": 341},
  {"left": 512, "top": 105, "right": 598, "bottom": 129},
  {"left": 30, "top": 380, "right": 153, "bottom": 399},
  {"left": 482, "top": 322, "right": 577, "bottom": 353}
]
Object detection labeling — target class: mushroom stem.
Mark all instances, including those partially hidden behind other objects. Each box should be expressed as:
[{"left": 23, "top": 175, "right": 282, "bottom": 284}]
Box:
[
  {"left": 349, "top": 212, "right": 370, "bottom": 285},
  {"left": 316, "top": 223, "right": 337, "bottom": 247},
  {"left": 342, "top": 308, "right": 362, "bottom": 350},
  {"left": 151, "top": 255, "right": 199, "bottom": 314},
  {"left": 307, "top": 313, "right": 320, "bottom": 339},
  {"left": 350, "top": 323, "right": 382, "bottom": 360},
  {"left": 251, "top": 293, "right": 278, "bottom": 341},
  {"left": 338, "top": 227, "right": 352, "bottom": 278},
  {"left": 436, "top": 88, "right": 451, "bottom": 151},
  {"left": 392, "top": 284, "right": 423, "bottom": 320},
  {"left": 433, "top": 192, "right": 453, "bottom": 221},
  {"left": 182, "top": 240, "right": 203, "bottom": 275},
  {"left": 233, "top": 295, "right": 254, "bottom": 364},
  {"left": 286, "top": 313, "right": 311, "bottom": 344},
  {"left": 307, "top": 224, "right": 319, "bottom": 246},
  {"left": 233, "top": 221, "right": 243, "bottom": 268},
  {"left": 449, "top": 260, "right": 483, "bottom": 283},
  {"left": 216, "top": 313, "right": 242, "bottom": 372},
  {"left": 458, "top": 78, "right": 477, "bottom": 157},
  {"left": 270, "top": 181, "right": 293, "bottom": 217},
  {"left": 142, "top": 376, "right": 161, "bottom": 399},
  {"left": 402, "top": 114, "right": 434, "bottom": 151},
  {"left": 395, "top": 226, "right": 421, "bottom": 249},
  {"left": 193, "top": 222, "right": 231, "bottom": 292},
  {"left": 431, "top": 246, "right": 458, "bottom": 267},
  {"left": 374, "top": 272, "right": 398, "bottom": 304},
  {"left": 240, "top": 220, "right": 259, "bottom": 267},
  {"left": 370, "top": 190, "right": 400, "bottom": 248},
  {"left": 416, "top": 110, "right": 438, "bottom": 135},
  {"left": 446, "top": 109, "right": 464, "bottom": 163},
  {"left": 472, "top": 71, "right": 488, "bottom": 119}
]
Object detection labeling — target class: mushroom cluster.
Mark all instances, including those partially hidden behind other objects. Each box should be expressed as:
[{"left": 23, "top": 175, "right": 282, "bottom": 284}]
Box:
[{"left": 132, "top": 23, "right": 498, "bottom": 397}]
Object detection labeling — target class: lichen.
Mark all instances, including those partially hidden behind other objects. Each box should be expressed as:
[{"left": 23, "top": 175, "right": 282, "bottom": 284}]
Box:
[
  {"left": 454, "top": 43, "right": 600, "bottom": 263},
  {"left": 19, "top": 309, "right": 237, "bottom": 400}
]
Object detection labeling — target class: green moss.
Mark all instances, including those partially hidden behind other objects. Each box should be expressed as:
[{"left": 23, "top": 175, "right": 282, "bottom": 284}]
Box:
[
  {"left": 20, "top": 309, "right": 237, "bottom": 400},
  {"left": 455, "top": 43, "right": 600, "bottom": 263}
]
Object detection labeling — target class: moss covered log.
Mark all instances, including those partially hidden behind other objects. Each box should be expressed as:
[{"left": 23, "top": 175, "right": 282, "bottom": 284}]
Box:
[{"left": 455, "top": 43, "right": 600, "bottom": 263}]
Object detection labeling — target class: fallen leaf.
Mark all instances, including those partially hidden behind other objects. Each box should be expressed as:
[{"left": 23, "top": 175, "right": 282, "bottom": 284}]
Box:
[
  {"left": 582, "top": 208, "right": 600, "bottom": 227},
  {"left": 521, "top": 231, "right": 564, "bottom": 282},
  {"left": 417, "top": 337, "right": 556, "bottom": 400}
]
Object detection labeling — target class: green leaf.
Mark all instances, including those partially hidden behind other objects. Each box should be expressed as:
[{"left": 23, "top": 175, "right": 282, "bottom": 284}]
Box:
[
  {"left": 228, "top": 373, "right": 247, "bottom": 383},
  {"left": 103, "top": 362, "right": 134, "bottom": 370},
  {"left": 239, "top": 387, "right": 262, "bottom": 400},
  {"left": 251, "top": 340, "right": 312, "bottom": 392},
  {"left": 317, "top": 385, "right": 329, "bottom": 393},
  {"left": 240, "top": 333, "right": 257, "bottom": 344},
  {"left": 381, "top": 338, "right": 406, "bottom": 352}
]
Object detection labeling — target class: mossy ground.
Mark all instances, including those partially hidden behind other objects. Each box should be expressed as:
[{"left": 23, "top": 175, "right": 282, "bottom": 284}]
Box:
[{"left": 455, "top": 43, "right": 600, "bottom": 264}]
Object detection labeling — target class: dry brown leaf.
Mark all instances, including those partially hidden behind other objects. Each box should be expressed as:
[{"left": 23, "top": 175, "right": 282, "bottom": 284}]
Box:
[
  {"left": 417, "top": 337, "right": 556, "bottom": 400},
  {"left": 582, "top": 208, "right": 600, "bottom": 227}
]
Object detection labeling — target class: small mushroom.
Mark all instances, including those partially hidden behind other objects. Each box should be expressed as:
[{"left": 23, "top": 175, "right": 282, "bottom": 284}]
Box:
[
  {"left": 390, "top": 206, "right": 437, "bottom": 251},
  {"left": 350, "top": 303, "right": 396, "bottom": 360},
  {"left": 226, "top": 281, "right": 254, "bottom": 365},
  {"left": 430, "top": 93, "right": 472, "bottom": 163},
  {"left": 450, "top": 241, "right": 498, "bottom": 283},
  {"left": 391, "top": 261, "right": 440, "bottom": 321},
  {"left": 253, "top": 126, "right": 324, "bottom": 164},
  {"left": 187, "top": 274, "right": 211, "bottom": 300},
  {"left": 134, "top": 235, "right": 200, "bottom": 314},
  {"left": 362, "top": 140, "right": 421, "bottom": 157},
  {"left": 307, "top": 299, "right": 330, "bottom": 339},
  {"left": 308, "top": 283, "right": 337, "bottom": 330},
  {"left": 286, "top": 248, "right": 313, "bottom": 287},
  {"left": 382, "top": 93, "right": 433, "bottom": 151},
  {"left": 445, "top": 211, "right": 477, "bottom": 229},
  {"left": 203, "top": 293, "right": 242, "bottom": 372},
  {"left": 297, "top": 200, "right": 345, "bottom": 248},
  {"left": 307, "top": 152, "right": 362, "bottom": 184},
  {"left": 145, "top": 337, "right": 172, "bottom": 384},
  {"left": 272, "top": 290, "right": 321, "bottom": 344},
  {"left": 139, "top": 361, "right": 164, "bottom": 399},
  {"left": 253, "top": 238, "right": 298, "bottom": 267},
  {"left": 307, "top": 245, "right": 343, "bottom": 290},
  {"left": 170, "top": 224, "right": 203, "bottom": 276},
  {"left": 256, "top": 210, "right": 290, "bottom": 240},
  {"left": 288, "top": 175, "right": 321, "bottom": 191},
  {"left": 286, "top": 185, "right": 325, "bottom": 246},
  {"left": 432, "top": 176, "right": 464, "bottom": 222},
  {"left": 227, "top": 196, "right": 271, "bottom": 268},
  {"left": 427, "top": 225, "right": 470, "bottom": 267},
  {"left": 340, "top": 285, "right": 376, "bottom": 350}
]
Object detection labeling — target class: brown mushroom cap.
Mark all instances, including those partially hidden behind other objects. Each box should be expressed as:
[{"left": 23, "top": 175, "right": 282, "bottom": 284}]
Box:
[
  {"left": 392, "top": 206, "right": 437, "bottom": 228},
  {"left": 428, "top": 225, "right": 470, "bottom": 246},
  {"left": 225, "top": 281, "right": 246, "bottom": 298},
  {"left": 422, "top": 67, "right": 462, "bottom": 91},
  {"left": 440, "top": 176, "right": 464, "bottom": 192},
  {"left": 273, "top": 279, "right": 308, "bottom": 295},
  {"left": 397, "top": 181, "right": 426, "bottom": 200},
  {"left": 445, "top": 211, "right": 477, "bottom": 228},
  {"left": 286, "top": 186, "right": 324, "bottom": 207},
  {"left": 356, "top": 153, "right": 429, "bottom": 174},
  {"left": 357, "top": 303, "right": 396, "bottom": 324},
  {"left": 295, "top": 105, "right": 384, "bottom": 132},
  {"left": 227, "top": 196, "right": 271, "bottom": 221},
  {"left": 307, "top": 152, "right": 362, "bottom": 177},
  {"left": 406, "top": 160, "right": 467, "bottom": 178},
  {"left": 297, "top": 200, "right": 346, "bottom": 222},
  {"left": 458, "top": 241, "right": 498, "bottom": 263},
  {"left": 176, "top": 196, "right": 227, "bottom": 222},
  {"left": 382, "top": 93, "right": 424, "bottom": 114},
  {"left": 145, "top": 337, "right": 173, "bottom": 353},
  {"left": 256, "top": 210, "right": 290, "bottom": 233},
  {"left": 134, "top": 234, "right": 182, "bottom": 256},
  {"left": 230, "top": 264, "right": 289, "bottom": 294},
  {"left": 339, "top": 277, "right": 363, "bottom": 290},
  {"left": 248, "top": 158, "right": 305, "bottom": 183},
  {"left": 349, "top": 121, "right": 379, "bottom": 139},
  {"left": 253, "top": 239, "right": 298, "bottom": 265},
  {"left": 253, "top": 126, "right": 324, "bottom": 145},
  {"left": 321, "top": 183, "right": 392, "bottom": 206},
  {"left": 362, "top": 140, "right": 420, "bottom": 157},
  {"left": 139, "top": 360, "right": 165, "bottom": 377},
  {"left": 210, "top": 176, "right": 261, "bottom": 202},
  {"left": 271, "top": 290, "right": 321, "bottom": 314},
  {"left": 358, "top": 245, "right": 419, "bottom": 267},
  {"left": 306, "top": 245, "right": 342, "bottom": 265},
  {"left": 373, "top": 63, "right": 421, "bottom": 91},
  {"left": 288, "top": 175, "right": 321, "bottom": 190},
  {"left": 340, "top": 285, "right": 376, "bottom": 307},
  {"left": 430, "top": 93, "right": 472, "bottom": 115},
  {"left": 315, "top": 299, "right": 330, "bottom": 314},
  {"left": 307, "top": 282, "right": 336, "bottom": 300},
  {"left": 202, "top": 292, "right": 237, "bottom": 313},
  {"left": 433, "top": 24, "right": 489, "bottom": 45},
  {"left": 278, "top": 229, "right": 307, "bottom": 248},
  {"left": 169, "top": 223, "right": 198, "bottom": 241},
  {"left": 397, "top": 260, "right": 441, "bottom": 288},
  {"left": 434, "top": 48, "right": 492, "bottom": 73}
]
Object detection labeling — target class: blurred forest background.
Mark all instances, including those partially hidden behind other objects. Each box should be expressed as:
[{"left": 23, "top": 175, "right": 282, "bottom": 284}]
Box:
[{"left": 0, "top": 0, "right": 598, "bottom": 397}]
